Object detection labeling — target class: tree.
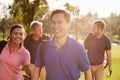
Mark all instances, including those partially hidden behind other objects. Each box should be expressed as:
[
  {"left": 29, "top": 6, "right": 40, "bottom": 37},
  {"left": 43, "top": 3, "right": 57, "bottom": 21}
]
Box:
[
  {"left": 9, "top": 0, "right": 49, "bottom": 34},
  {"left": 64, "top": 3, "right": 80, "bottom": 40},
  {"left": 105, "top": 13, "right": 120, "bottom": 42},
  {"left": 0, "top": 18, "right": 14, "bottom": 40}
]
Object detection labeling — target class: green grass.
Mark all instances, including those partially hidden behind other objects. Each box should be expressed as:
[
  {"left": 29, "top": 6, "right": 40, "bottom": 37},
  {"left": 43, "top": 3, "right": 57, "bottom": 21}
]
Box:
[
  {"left": 79, "top": 45, "right": 120, "bottom": 80},
  {"left": 106, "top": 45, "right": 120, "bottom": 80}
]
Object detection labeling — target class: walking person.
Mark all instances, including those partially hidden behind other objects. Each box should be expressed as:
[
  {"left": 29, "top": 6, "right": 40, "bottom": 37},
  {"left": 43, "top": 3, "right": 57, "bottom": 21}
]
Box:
[
  {"left": 24, "top": 21, "right": 50, "bottom": 80},
  {"left": 32, "top": 9, "right": 92, "bottom": 80},
  {"left": 84, "top": 19, "right": 112, "bottom": 80},
  {"left": 0, "top": 24, "right": 30, "bottom": 80}
]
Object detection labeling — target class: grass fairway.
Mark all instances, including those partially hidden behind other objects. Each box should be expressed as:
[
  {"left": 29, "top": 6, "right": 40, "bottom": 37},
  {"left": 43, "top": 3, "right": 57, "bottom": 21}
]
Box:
[
  {"left": 79, "top": 45, "right": 120, "bottom": 80},
  {"left": 106, "top": 45, "right": 120, "bottom": 80}
]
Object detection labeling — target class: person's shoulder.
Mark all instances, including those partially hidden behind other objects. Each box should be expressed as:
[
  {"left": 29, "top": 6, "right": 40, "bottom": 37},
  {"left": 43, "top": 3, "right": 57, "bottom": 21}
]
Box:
[
  {"left": 20, "top": 46, "right": 30, "bottom": 61},
  {"left": 89, "top": 32, "right": 93, "bottom": 35},
  {"left": 42, "top": 34, "right": 50, "bottom": 39},
  {"left": 103, "top": 34, "right": 110, "bottom": 41},
  {"left": 88, "top": 32, "right": 94, "bottom": 37},
  {"left": 68, "top": 37, "right": 83, "bottom": 48},
  {"left": 24, "top": 34, "right": 32, "bottom": 40},
  {"left": 26, "top": 34, "right": 32, "bottom": 38},
  {"left": 21, "top": 46, "right": 30, "bottom": 55},
  {"left": 68, "top": 37, "right": 86, "bottom": 54},
  {"left": 85, "top": 32, "right": 94, "bottom": 39}
]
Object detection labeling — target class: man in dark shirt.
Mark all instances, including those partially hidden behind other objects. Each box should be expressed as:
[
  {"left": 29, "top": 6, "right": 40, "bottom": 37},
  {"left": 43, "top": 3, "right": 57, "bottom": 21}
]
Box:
[
  {"left": 24, "top": 21, "right": 50, "bottom": 79},
  {"left": 84, "top": 20, "right": 112, "bottom": 80}
]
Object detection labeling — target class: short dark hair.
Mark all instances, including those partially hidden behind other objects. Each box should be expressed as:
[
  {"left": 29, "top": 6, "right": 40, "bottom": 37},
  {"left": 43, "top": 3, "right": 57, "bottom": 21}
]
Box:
[
  {"left": 93, "top": 20, "right": 106, "bottom": 30},
  {"left": 50, "top": 9, "right": 70, "bottom": 23},
  {"left": 30, "top": 21, "right": 43, "bottom": 30}
]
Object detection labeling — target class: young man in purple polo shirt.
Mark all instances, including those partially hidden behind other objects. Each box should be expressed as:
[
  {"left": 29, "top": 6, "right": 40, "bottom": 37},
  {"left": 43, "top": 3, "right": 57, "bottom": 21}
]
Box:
[{"left": 32, "top": 9, "right": 92, "bottom": 80}]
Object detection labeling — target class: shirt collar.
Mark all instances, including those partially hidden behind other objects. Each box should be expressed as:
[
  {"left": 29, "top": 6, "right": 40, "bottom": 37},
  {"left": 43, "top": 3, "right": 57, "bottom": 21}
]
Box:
[
  {"left": 6, "top": 42, "right": 23, "bottom": 53},
  {"left": 49, "top": 36, "right": 71, "bottom": 48}
]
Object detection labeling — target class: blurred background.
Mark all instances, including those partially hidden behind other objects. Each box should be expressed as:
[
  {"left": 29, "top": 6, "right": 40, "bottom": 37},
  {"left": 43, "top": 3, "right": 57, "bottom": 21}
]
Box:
[{"left": 0, "top": 0, "right": 120, "bottom": 80}]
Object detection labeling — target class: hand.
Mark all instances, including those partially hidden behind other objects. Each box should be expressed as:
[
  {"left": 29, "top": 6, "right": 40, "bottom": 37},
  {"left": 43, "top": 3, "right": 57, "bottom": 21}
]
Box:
[
  {"left": 106, "top": 70, "right": 112, "bottom": 78},
  {"left": 103, "top": 58, "right": 108, "bottom": 69}
]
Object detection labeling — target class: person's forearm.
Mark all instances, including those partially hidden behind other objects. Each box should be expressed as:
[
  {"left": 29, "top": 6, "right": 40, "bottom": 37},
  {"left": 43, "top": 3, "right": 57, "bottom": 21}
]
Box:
[
  {"left": 107, "top": 54, "right": 112, "bottom": 71},
  {"left": 23, "top": 65, "right": 31, "bottom": 77},
  {"left": 84, "top": 69, "right": 92, "bottom": 80},
  {"left": 32, "top": 67, "right": 40, "bottom": 80},
  {"left": 106, "top": 50, "right": 112, "bottom": 71}
]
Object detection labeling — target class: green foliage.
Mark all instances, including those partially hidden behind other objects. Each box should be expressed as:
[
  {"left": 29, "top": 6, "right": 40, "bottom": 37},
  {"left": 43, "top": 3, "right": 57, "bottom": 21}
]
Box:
[
  {"left": 65, "top": 3, "right": 76, "bottom": 12},
  {"left": 104, "top": 13, "right": 120, "bottom": 42},
  {"left": 65, "top": 2, "right": 80, "bottom": 16},
  {"left": 1, "top": 1, "right": 120, "bottom": 42},
  {"left": 9, "top": 0, "right": 49, "bottom": 34},
  {"left": 41, "top": 13, "right": 51, "bottom": 35},
  {"left": 0, "top": 18, "right": 14, "bottom": 40}
]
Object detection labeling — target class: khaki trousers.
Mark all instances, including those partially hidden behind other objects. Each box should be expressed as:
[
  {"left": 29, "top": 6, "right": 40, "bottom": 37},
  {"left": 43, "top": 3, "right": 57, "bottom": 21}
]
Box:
[
  {"left": 91, "top": 64, "right": 104, "bottom": 80},
  {"left": 29, "top": 63, "right": 46, "bottom": 80}
]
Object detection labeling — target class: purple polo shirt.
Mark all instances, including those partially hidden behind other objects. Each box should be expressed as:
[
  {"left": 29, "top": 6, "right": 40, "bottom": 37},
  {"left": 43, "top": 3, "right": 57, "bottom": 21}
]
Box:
[{"left": 35, "top": 36, "right": 90, "bottom": 80}]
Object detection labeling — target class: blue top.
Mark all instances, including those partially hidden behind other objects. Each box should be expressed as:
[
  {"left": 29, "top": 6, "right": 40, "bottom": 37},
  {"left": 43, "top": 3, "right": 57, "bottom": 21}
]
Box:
[{"left": 35, "top": 36, "right": 90, "bottom": 80}]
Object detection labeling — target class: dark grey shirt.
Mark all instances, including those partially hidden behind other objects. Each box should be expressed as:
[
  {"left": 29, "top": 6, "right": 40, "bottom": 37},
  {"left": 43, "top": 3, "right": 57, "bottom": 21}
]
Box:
[
  {"left": 24, "top": 34, "right": 50, "bottom": 64},
  {"left": 84, "top": 33, "right": 111, "bottom": 65}
]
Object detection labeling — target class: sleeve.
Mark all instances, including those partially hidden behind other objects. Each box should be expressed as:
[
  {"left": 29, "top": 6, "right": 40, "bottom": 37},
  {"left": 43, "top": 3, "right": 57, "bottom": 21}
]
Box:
[
  {"left": 105, "top": 38, "right": 111, "bottom": 50},
  {"left": 35, "top": 45, "right": 41, "bottom": 67},
  {"left": 46, "top": 36, "right": 50, "bottom": 40},
  {"left": 77, "top": 45, "right": 90, "bottom": 72},
  {"left": 43, "top": 35, "right": 50, "bottom": 40},
  {"left": 84, "top": 33, "right": 92, "bottom": 49},
  {"left": 24, "top": 36, "right": 29, "bottom": 49},
  {"left": 23, "top": 50, "right": 30, "bottom": 65}
]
